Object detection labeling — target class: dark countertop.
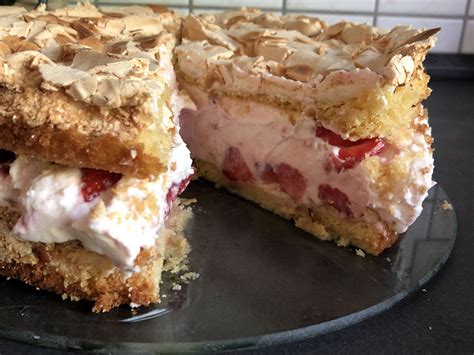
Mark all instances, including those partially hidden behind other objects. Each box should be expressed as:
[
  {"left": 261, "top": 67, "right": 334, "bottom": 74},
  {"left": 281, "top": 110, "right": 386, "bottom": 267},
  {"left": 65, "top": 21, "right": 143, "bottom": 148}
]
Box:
[{"left": 1, "top": 73, "right": 473, "bottom": 354}]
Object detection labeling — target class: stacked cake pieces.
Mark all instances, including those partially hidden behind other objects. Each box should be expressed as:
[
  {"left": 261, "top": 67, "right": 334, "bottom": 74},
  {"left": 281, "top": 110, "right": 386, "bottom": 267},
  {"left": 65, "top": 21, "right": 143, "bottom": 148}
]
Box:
[
  {"left": 0, "top": 4, "right": 439, "bottom": 312},
  {"left": 0, "top": 4, "right": 194, "bottom": 311},
  {"left": 177, "top": 9, "right": 437, "bottom": 255}
]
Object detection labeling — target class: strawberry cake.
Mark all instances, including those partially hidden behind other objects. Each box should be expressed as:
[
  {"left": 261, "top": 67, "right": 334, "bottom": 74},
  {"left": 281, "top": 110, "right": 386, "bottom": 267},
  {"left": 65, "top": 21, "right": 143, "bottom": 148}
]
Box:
[
  {"left": 0, "top": 4, "right": 193, "bottom": 312},
  {"left": 0, "top": 4, "right": 439, "bottom": 312},
  {"left": 176, "top": 8, "right": 437, "bottom": 255}
]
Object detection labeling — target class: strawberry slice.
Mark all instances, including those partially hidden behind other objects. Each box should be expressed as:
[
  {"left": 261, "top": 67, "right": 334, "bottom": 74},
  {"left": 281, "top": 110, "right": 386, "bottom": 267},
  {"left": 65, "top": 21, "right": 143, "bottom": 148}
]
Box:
[
  {"left": 273, "top": 163, "right": 306, "bottom": 202},
  {"left": 316, "top": 126, "right": 385, "bottom": 171},
  {"left": 337, "top": 138, "right": 385, "bottom": 169},
  {"left": 80, "top": 168, "right": 122, "bottom": 202},
  {"left": 261, "top": 164, "right": 279, "bottom": 184},
  {"left": 316, "top": 127, "right": 356, "bottom": 147},
  {"left": 166, "top": 173, "right": 194, "bottom": 213},
  {"left": 318, "top": 184, "right": 353, "bottom": 217},
  {"left": 0, "top": 165, "right": 9, "bottom": 176},
  {"left": 222, "top": 147, "right": 253, "bottom": 182},
  {"left": 177, "top": 173, "right": 193, "bottom": 196}
]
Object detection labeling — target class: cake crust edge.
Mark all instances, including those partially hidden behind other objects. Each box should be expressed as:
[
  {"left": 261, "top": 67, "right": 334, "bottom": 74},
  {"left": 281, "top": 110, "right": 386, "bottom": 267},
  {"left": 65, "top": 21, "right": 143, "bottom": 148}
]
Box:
[
  {"left": 0, "top": 200, "right": 192, "bottom": 312},
  {"left": 0, "top": 86, "right": 173, "bottom": 178},
  {"left": 195, "top": 159, "right": 398, "bottom": 255}
]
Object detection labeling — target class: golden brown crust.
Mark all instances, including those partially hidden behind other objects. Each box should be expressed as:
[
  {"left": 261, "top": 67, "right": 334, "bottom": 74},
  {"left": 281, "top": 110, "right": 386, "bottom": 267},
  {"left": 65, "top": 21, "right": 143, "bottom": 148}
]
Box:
[
  {"left": 0, "top": 3, "right": 181, "bottom": 176},
  {"left": 180, "top": 73, "right": 430, "bottom": 144},
  {"left": 313, "top": 70, "right": 431, "bottom": 142},
  {"left": 195, "top": 159, "right": 398, "bottom": 255},
  {"left": 0, "top": 86, "right": 171, "bottom": 177},
  {"left": 0, "top": 247, "right": 162, "bottom": 312},
  {"left": 178, "top": 9, "right": 437, "bottom": 86},
  {"left": 0, "top": 206, "right": 164, "bottom": 312},
  {"left": 176, "top": 8, "right": 437, "bottom": 141},
  {"left": 0, "top": 201, "right": 192, "bottom": 312}
]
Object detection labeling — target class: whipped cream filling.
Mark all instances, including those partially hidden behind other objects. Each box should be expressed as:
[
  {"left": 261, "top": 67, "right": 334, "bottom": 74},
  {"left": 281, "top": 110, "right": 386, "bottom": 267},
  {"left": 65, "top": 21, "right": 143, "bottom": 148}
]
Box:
[
  {"left": 0, "top": 135, "right": 193, "bottom": 271},
  {"left": 180, "top": 87, "right": 434, "bottom": 234}
]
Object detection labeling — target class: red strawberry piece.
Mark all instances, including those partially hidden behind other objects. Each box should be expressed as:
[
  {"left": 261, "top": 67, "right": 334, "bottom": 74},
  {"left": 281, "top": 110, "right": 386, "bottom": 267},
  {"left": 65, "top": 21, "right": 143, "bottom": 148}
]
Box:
[
  {"left": 165, "top": 187, "right": 176, "bottom": 216},
  {"left": 167, "top": 174, "right": 193, "bottom": 206},
  {"left": 0, "top": 165, "right": 9, "bottom": 176},
  {"left": 80, "top": 168, "right": 122, "bottom": 202},
  {"left": 338, "top": 138, "right": 385, "bottom": 168},
  {"left": 317, "top": 126, "right": 385, "bottom": 171},
  {"left": 324, "top": 156, "right": 344, "bottom": 173},
  {"left": 274, "top": 163, "right": 306, "bottom": 202},
  {"left": 316, "top": 127, "right": 356, "bottom": 147},
  {"left": 165, "top": 185, "right": 177, "bottom": 216},
  {"left": 318, "top": 184, "right": 353, "bottom": 217},
  {"left": 177, "top": 173, "right": 193, "bottom": 195},
  {"left": 165, "top": 173, "right": 194, "bottom": 216},
  {"left": 222, "top": 147, "right": 253, "bottom": 182},
  {"left": 261, "top": 164, "right": 279, "bottom": 184}
]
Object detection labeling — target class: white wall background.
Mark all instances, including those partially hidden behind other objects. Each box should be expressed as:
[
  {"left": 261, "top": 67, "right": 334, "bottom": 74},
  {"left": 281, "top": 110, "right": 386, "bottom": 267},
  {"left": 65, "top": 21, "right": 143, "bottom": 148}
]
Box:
[{"left": 92, "top": 0, "right": 474, "bottom": 54}]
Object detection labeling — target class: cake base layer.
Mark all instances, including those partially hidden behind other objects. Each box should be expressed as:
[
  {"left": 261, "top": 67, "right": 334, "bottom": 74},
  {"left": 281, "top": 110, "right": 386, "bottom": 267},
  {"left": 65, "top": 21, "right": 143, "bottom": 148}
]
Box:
[
  {"left": 178, "top": 70, "right": 431, "bottom": 143},
  {"left": 0, "top": 200, "right": 191, "bottom": 312},
  {"left": 0, "top": 87, "right": 172, "bottom": 179},
  {"left": 196, "top": 159, "right": 398, "bottom": 255}
]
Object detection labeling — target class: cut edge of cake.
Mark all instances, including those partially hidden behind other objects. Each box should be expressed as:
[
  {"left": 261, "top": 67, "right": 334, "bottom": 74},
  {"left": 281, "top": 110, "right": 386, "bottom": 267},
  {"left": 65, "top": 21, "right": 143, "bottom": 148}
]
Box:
[
  {"left": 176, "top": 8, "right": 437, "bottom": 256},
  {"left": 176, "top": 8, "right": 438, "bottom": 142},
  {"left": 0, "top": 4, "right": 440, "bottom": 314},
  {"left": 0, "top": 3, "right": 195, "bottom": 313},
  {"left": 0, "top": 199, "right": 192, "bottom": 313},
  {"left": 0, "top": 3, "right": 184, "bottom": 178},
  {"left": 195, "top": 159, "right": 398, "bottom": 255}
]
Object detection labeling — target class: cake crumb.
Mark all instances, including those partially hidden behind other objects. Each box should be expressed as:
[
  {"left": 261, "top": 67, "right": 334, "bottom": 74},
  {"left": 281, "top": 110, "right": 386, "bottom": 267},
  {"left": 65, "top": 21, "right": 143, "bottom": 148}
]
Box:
[
  {"left": 180, "top": 271, "right": 200, "bottom": 282},
  {"left": 441, "top": 200, "right": 453, "bottom": 211},
  {"left": 355, "top": 249, "right": 366, "bottom": 257},
  {"left": 180, "top": 198, "right": 197, "bottom": 206},
  {"left": 172, "top": 283, "right": 182, "bottom": 291}
]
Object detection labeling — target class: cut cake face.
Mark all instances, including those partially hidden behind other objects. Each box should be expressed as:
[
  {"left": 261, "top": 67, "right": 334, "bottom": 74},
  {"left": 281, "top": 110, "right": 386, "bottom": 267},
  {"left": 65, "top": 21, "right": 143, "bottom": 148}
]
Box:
[
  {"left": 0, "top": 5, "right": 440, "bottom": 312},
  {"left": 0, "top": 4, "right": 194, "bottom": 312},
  {"left": 0, "top": 3, "right": 183, "bottom": 178},
  {"left": 176, "top": 8, "right": 437, "bottom": 255}
]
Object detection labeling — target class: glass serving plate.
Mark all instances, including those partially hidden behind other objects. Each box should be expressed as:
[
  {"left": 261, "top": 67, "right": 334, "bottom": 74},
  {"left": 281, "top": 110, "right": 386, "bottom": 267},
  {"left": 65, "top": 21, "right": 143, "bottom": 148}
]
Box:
[{"left": 0, "top": 182, "right": 456, "bottom": 352}]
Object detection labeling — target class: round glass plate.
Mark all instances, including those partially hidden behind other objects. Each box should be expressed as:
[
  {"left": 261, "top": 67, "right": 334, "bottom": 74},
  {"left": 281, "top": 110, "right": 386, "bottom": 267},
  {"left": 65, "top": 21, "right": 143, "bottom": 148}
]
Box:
[{"left": 0, "top": 182, "right": 456, "bottom": 352}]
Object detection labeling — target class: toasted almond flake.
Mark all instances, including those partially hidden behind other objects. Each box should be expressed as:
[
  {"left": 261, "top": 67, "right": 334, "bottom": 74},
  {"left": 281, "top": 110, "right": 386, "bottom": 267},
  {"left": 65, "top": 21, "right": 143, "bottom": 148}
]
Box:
[{"left": 285, "top": 64, "right": 315, "bottom": 82}]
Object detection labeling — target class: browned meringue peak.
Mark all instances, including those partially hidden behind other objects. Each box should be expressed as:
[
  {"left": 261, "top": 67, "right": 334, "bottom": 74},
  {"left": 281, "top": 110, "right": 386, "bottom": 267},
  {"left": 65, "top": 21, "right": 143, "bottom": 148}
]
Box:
[
  {"left": 0, "top": 3, "right": 180, "bottom": 108},
  {"left": 100, "top": 5, "right": 180, "bottom": 35},
  {"left": 53, "top": 2, "right": 103, "bottom": 18},
  {"left": 178, "top": 8, "right": 438, "bottom": 87},
  {"left": 0, "top": 6, "right": 26, "bottom": 18}
]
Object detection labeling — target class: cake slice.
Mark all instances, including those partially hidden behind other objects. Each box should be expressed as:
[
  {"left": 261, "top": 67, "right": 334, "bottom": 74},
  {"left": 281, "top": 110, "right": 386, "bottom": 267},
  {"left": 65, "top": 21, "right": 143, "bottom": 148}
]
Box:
[
  {"left": 176, "top": 9, "right": 438, "bottom": 255},
  {"left": 0, "top": 4, "right": 194, "bottom": 312},
  {"left": 0, "top": 3, "right": 181, "bottom": 178}
]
